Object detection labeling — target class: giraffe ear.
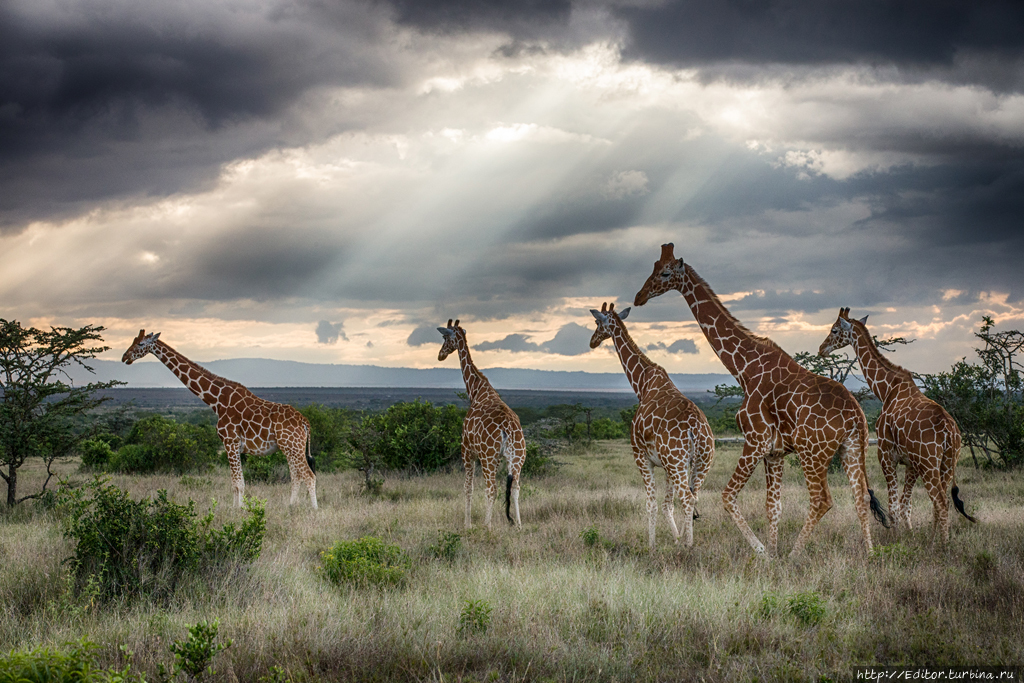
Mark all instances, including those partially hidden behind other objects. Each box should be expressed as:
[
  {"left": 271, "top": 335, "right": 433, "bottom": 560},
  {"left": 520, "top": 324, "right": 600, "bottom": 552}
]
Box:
[
  {"left": 590, "top": 309, "right": 607, "bottom": 323},
  {"left": 150, "top": 332, "right": 160, "bottom": 342},
  {"left": 859, "top": 315, "right": 869, "bottom": 325},
  {"left": 619, "top": 306, "right": 631, "bottom": 320},
  {"left": 438, "top": 327, "right": 453, "bottom": 338},
  {"left": 839, "top": 318, "right": 852, "bottom": 331}
]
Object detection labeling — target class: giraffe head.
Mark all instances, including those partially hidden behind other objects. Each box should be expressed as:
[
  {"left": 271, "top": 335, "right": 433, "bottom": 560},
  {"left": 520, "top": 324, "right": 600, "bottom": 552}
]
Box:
[
  {"left": 818, "top": 307, "right": 869, "bottom": 356},
  {"left": 122, "top": 329, "right": 161, "bottom": 364},
  {"left": 436, "top": 319, "right": 464, "bottom": 361},
  {"left": 634, "top": 243, "right": 686, "bottom": 306},
  {"left": 589, "top": 302, "right": 630, "bottom": 349}
]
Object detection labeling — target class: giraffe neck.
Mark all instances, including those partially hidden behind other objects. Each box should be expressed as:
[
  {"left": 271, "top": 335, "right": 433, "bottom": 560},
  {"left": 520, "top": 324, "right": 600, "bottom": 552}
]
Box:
[
  {"left": 849, "top": 323, "right": 917, "bottom": 405},
  {"left": 679, "top": 263, "right": 785, "bottom": 389},
  {"left": 455, "top": 336, "right": 495, "bottom": 404},
  {"left": 149, "top": 340, "right": 239, "bottom": 410},
  {"left": 609, "top": 322, "right": 656, "bottom": 400}
]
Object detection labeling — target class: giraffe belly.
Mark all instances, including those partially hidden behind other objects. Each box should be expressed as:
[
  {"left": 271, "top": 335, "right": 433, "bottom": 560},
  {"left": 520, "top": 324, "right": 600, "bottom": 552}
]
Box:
[{"left": 245, "top": 435, "right": 279, "bottom": 456}]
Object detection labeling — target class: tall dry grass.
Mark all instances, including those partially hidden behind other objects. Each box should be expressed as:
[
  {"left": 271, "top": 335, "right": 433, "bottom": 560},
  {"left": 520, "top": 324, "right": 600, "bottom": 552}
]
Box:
[{"left": 1, "top": 441, "right": 1021, "bottom": 682}]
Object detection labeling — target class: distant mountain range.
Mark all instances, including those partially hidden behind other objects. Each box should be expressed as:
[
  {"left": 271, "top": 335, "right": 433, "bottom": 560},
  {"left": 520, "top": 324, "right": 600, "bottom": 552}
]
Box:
[{"left": 69, "top": 358, "right": 736, "bottom": 394}]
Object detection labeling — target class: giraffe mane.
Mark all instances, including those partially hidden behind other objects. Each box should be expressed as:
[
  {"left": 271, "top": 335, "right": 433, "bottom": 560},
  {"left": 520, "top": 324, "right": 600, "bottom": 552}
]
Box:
[
  {"left": 685, "top": 267, "right": 785, "bottom": 352},
  {"left": 157, "top": 338, "right": 247, "bottom": 392},
  {"left": 851, "top": 319, "right": 915, "bottom": 383}
]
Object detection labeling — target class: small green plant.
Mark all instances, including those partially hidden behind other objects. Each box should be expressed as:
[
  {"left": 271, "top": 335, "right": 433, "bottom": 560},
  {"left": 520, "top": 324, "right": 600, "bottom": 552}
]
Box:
[
  {"left": 787, "top": 591, "right": 827, "bottom": 627},
  {"left": 161, "top": 619, "right": 232, "bottom": 682},
  {"left": 321, "top": 536, "right": 410, "bottom": 588},
  {"left": 78, "top": 438, "right": 114, "bottom": 470},
  {"left": 457, "top": 599, "right": 493, "bottom": 636},
  {"left": 243, "top": 450, "right": 289, "bottom": 484},
  {"left": 973, "top": 550, "right": 997, "bottom": 583},
  {"left": 520, "top": 441, "right": 557, "bottom": 477},
  {"left": 429, "top": 531, "right": 462, "bottom": 561},
  {"left": 257, "top": 665, "right": 292, "bottom": 683},
  {"left": 580, "top": 526, "right": 600, "bottom": 547},
  {"left": 0, "top": 638, "right": 136, "bottom": 682},
  {"left": 758, "top": 591, "right": 780, "bottom": 619},
  {"left": 870, "top": 542, "right": 913, "bottom": 566}
]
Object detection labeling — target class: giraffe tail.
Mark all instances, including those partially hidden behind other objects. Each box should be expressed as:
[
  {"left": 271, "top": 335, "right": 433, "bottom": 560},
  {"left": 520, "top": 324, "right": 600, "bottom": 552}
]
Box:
[
  {"left": 868, "top": 489, "right": 889, "bottom": 527},
  {"left": 952, "top": 481, "right": 977, "bottom": 523},
  {"left": 858, "top": 422, "right": 890, "bottom": 528},
  {"left": 501, "top": 429, "right": 515, "bottom": 525},
  {"left": 305, "top": 423, "right": 316, "bottom": 474}
]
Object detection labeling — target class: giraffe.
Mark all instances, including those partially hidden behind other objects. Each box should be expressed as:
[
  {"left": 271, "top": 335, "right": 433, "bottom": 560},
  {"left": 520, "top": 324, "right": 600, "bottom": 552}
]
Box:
[
  {"left": 437, "top": 319, "right": 526, "bottom": 529},
  {"left": 121, "top": 330, "right": 317, "bottom": 509},
  {"left": 819, "top": 308, "right": 977, "bottom": 542},
  {"left": 589, "top": 302, "right": 716, "bottom": 550},
  {"left": 634, "top": 244, "right": 888, "bottom": 557}
]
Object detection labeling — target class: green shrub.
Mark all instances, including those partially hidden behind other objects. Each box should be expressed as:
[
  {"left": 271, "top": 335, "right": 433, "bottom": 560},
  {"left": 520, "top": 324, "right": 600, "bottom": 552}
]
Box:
[
  {"left": 321, "top": 536, "right": 409, "bottom": 589},
  {"left": 59, "top": 478, "right": 265, "bottom": 601},
  {"left": 428, "top": 531, "right": 462, "bottom": 561},
  {"left": 78, "top": 439, "right": 114, "bottom": 470},
  {"left": 299, "top": 404, "right": 359, "bottom": 472},
  {"left": 243, "top": 450, "right": 289, "bottom": 484},
  {"left": 580, "top": 526, "right": 600, "bottom": 547},
  {"left": 362, "top": 400, "right": 465, "bottom": 472},
  {"left": 107, "top": 415, "right": 220, "bottom": 474},
  {"left": 457, "top": 599, "right": 492, "bottom": 637},
  {"left": 759, "top": 591, "right": 780, "bottom": 620},
  {"left": 786, "top": 591, "right": 827, "bottom": 626},
  {"left": 589, "top": 417, "right": 629, "bottom": 440},
  {"left": 164, "top": 619, "right": 232, "bottom": 683},
  {"left": 0, "top": 639, "right": 135, "bottom": 682},
  {"left": 520, "top": 441, "right": 557, "bottom": 477}
]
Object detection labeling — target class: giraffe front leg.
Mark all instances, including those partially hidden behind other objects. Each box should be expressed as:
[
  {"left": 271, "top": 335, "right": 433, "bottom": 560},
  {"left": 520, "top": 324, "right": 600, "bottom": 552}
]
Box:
[
  {"left": 764, "top": 455, "right": 784, "bottom": 557},
  {"left": 224, "top": 441, "right": 245, "bottom": 508},
  {"left": 722, "top": 443, "right": 767, "bottom": 556},
  {"left": 899, "top": 463, "right": 918, "bottom": 530}
]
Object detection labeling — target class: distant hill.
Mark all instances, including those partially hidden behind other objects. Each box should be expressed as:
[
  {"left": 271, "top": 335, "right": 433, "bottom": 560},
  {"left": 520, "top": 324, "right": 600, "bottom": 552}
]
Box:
[{"left": 70, "top": 358, "right": 736, "bottom": 394}]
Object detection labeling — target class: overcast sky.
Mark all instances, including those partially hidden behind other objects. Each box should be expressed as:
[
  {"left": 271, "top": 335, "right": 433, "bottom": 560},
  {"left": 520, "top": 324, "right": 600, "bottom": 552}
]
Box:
[{"left": 1, "top": 0, "right": 1022, "bottom": 378}]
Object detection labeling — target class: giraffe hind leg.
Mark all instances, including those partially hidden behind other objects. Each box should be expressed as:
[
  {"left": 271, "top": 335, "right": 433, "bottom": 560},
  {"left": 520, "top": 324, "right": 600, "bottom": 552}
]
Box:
[{"left": 722, "top": 443, "right": 767, "bottom": 556}]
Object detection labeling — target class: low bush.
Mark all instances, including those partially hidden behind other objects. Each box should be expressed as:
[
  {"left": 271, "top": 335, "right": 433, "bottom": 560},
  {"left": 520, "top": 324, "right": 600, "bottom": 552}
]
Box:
[
  {"left": 242, "top": 450, "right": 289, "bottom": 484},
  {"left": 78, "top": 439, "right": 114, "bottom": 470},
  {"left": 362, "top": 400, "right": 465, "bottom": 472},
  {"left": 321, "top": 536, "right": 409, "bottom": 589},
  {"left": 456, "top": 599, "right": 492, "bottom": 637},
  {"left": 520, "top": 441, "right": 557, "bottom": 477},
  {"left": 299, "top": 404, "right": 359, "bottom": 472},
  {"left": 106, "top": 415, "right": 220, "bottom": 474},
  {"left": 0, "top": 639, "right": 135, "bottom": 683},
  {"left": 59, "top": 478, "right": 265, "bottom": 602},
  {"left": 163, "top": 619, "right": 232, "bottom": 683}
]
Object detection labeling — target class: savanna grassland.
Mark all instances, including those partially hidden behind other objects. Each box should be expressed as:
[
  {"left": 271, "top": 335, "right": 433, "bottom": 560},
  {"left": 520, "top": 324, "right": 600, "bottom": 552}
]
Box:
[{"left": 1, "top": 441, "right": 1022, "bottom": 682}]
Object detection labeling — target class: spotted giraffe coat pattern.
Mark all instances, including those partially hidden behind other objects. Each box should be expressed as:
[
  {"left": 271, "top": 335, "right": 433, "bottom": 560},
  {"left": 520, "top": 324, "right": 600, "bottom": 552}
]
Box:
[
  {"left": 819, "top": 308, "right": 976, "bottom": 542},
  {"left": 122, "top": 330, "right": 317, "bottom": 508},
  {"left": 437, "top": 320, "right": 526, "bottom": 529},
  {"left": 590, "top": 302, "right": 715, "bottom": 550},
  {"left": 634, "top": 244, "right": 888, "bottom": 557}
]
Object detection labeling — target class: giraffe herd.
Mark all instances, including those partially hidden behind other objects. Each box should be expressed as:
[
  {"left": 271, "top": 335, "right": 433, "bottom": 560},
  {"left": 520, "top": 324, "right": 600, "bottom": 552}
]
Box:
[{"left": 120, "top": 242, "right": 977, "bottom": 557}]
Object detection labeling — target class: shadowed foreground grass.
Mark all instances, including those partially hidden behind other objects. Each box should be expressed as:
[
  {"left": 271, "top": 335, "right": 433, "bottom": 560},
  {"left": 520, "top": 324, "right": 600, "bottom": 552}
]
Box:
[{"left": 1, "top": 441, "right": 1022, "bottom": 682}]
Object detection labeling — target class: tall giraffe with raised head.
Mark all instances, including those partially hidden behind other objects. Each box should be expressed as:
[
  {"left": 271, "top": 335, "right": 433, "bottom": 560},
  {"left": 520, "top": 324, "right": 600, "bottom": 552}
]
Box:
[
  {"left": 819, "top": 308, "right": 976, "bottom": 541},
  {"left": 122, "top": 330, "right": 317, "bottom": 508},
  {"left": 634, "top": 245, "right": 887, "bottom": 557},
  {"left": 590, "top": 302, "right": 715, "bottom": 550},
  {"left": 437, "top": 319, "right": 526, "bottom": 529}
]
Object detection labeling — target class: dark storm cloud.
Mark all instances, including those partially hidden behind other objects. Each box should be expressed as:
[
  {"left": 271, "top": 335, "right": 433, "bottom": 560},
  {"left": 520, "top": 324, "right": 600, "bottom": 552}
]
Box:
[
  {"left": 407, "top": 324, "right": 442, "bottom": 346},
  {"left": 388, "top": 0, "right": 571, "bottom": 36},
  {"left": 476, "top": 323, "right": 593, "bottom": 355},
  {"left": 647, "top": 339, "right": 698, "bottom": 355},
  {"left": 0, "top": 0, "right": 398, "bottom": 228},
  {"left": 615, "top": 1, "right": 1024, "bottom": 76},
  {"left": 315, "top": 320, "right": 346, "bottom": 344}
]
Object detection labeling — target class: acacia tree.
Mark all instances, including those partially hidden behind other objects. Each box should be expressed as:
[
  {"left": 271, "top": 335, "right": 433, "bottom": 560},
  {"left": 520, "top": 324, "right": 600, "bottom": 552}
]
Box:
[{"left": 0, "top": 319, "right": 122, "bottom": 506}]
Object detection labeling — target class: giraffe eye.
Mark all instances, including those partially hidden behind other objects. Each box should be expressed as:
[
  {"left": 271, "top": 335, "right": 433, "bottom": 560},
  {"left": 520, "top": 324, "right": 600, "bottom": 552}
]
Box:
[{"left": 660, "top": 271, "right": 670, "bottom": 279}]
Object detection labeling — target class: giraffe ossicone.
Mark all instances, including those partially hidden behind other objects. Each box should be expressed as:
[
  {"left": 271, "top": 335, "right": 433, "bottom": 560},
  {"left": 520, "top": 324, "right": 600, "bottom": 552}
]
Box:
[
  {"left": 634, "top": 244, "right": 889, "bottom": 558},
  {"left": 819, "top": 308, "right": 976, "bottom": 542},
  {"left": 437, "top": 319, "right": 526, "bottom": 530},
  {"left": 590, "top": 301, "right": 715, "bottom": 550},
  {"left": 122, "top": 329, "right": 317, "bottom": 509}
]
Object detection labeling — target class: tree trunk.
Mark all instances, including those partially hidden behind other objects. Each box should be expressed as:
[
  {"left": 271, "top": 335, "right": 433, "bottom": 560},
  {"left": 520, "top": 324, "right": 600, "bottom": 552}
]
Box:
[{"left": 5, "top": 463, "right": 15, "bottom": 507}]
